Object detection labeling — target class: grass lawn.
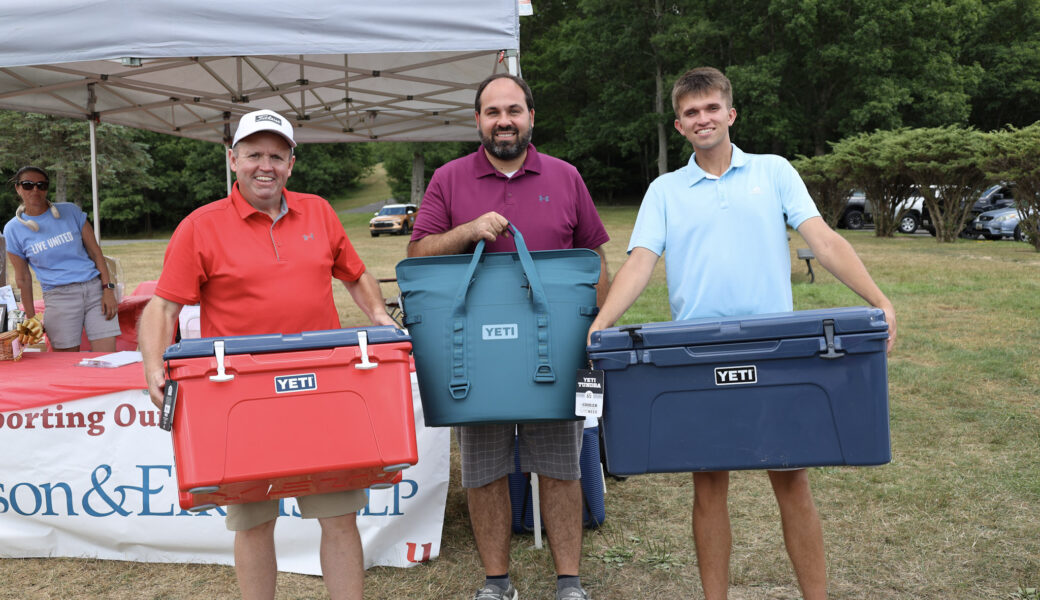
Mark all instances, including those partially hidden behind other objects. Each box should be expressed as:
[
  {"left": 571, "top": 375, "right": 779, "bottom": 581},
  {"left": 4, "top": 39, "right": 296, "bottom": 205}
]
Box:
[{"left": 4, "top": 170, "right": 1038, "bottom": 599}]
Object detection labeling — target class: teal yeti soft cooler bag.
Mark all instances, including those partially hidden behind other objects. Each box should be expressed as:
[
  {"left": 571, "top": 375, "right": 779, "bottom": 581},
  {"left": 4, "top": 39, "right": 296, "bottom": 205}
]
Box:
[{"left": 395, "top": 225, "right": 600, "bottom": 426}]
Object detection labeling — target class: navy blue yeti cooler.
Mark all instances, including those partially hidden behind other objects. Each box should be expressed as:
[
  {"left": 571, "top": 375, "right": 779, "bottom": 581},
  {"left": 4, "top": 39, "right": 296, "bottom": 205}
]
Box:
[
  {"left": 588, "top": 307, "right": 890, "bottom": 475},
  {"left": 508, "top": 424, "right": 606, "bottom": 532}
]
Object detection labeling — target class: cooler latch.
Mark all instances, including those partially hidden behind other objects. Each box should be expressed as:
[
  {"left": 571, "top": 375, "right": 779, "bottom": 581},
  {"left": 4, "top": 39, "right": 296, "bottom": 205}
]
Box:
[
  {"left": 620, "top": 325, "right": 643, "bottom": 346},
  {"left": 355, "top": 330, "right": 378, "bottom": 370},
  {"left": 819, "top": 319, "right": 845, "bottom": 360},
  {"left": 209, "top": 340, "right": 235, "bottom": 382}
]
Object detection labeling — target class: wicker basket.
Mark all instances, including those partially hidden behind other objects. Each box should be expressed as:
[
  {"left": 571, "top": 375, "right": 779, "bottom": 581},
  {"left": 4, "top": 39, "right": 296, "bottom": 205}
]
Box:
[{"left": 0, "top": 330, "right": 23, "bottom": 361}]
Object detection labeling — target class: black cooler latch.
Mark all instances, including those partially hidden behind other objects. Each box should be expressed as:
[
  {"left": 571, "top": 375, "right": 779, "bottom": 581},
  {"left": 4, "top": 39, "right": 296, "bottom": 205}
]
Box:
[
  {"left": 619, "top": 325, "right": 643, "bottom": 346},
  {"left": 819, "top": 319, "right": 845, "bottom": 359}
]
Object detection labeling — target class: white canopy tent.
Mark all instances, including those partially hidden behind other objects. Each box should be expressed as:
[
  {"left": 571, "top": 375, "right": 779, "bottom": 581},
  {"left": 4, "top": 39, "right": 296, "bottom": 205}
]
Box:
[{"left": 0, "top": 0, "right": 521, "bottom": 238}]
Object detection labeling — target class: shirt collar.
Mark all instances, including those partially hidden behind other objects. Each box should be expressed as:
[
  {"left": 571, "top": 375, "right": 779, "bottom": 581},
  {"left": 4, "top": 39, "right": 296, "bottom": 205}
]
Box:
[
  {"left": 475, "top": 143, "right": 543, "bottom": 179},
  {"left": 685, "top": 144, "right": 748, "bottom": 185},
  {"left": 230, "top": 181, "right": 293, "bottom": 219}
]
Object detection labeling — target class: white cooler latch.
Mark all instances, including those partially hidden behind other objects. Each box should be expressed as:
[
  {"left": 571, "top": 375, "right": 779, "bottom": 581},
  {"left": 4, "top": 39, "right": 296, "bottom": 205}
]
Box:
[
  {"left": 209, "top": 340, "right": 235, "bottom": 382},
  {"left": 355, "top": 330, "right": 378, "bottom": 370}
]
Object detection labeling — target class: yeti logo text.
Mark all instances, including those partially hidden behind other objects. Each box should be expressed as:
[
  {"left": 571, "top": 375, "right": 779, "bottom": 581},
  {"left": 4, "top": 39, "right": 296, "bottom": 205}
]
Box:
[
  {"left": 274, "top": 373, "right": 317, "bottom": 393},
  {"left": 714, "top": 365, "right": 757, "bottom": 386},
  {"left": 482, "top": 324, "right": 518, "bottom": 340}
]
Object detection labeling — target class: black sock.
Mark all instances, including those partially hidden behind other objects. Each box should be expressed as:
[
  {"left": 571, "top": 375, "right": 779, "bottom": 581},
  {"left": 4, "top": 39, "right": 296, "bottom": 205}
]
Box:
[
  {"left": 486, "top": 574, "right": 511, "bottom": 590},
  {"left": 557, "top": 575, "right": 581, "bottom": 592}
]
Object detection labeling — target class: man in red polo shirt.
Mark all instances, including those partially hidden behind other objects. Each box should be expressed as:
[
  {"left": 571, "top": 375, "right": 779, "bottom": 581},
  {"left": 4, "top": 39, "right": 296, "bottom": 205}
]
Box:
[{"left": 139, "top": 109, "right": 393, "bottom": 600}]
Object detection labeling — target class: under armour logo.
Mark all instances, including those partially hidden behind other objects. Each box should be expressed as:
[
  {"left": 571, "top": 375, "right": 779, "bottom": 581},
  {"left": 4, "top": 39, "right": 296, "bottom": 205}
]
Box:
[
  {"left": 538, "top": 195, "right": 550, "bottom": 202},
  {"left": 302, "top": 233, "right": 314, "bottom": 241}
]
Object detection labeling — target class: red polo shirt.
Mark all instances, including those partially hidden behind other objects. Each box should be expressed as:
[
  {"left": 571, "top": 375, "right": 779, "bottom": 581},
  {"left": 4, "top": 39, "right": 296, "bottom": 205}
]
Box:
[{"left": 155, "top": 183, "right": 366, "bottom": 337}]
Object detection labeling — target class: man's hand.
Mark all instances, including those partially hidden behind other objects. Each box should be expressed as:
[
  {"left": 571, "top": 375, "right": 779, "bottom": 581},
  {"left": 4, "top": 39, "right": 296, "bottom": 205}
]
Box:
[
  {"left": 146, "top": 366, "right": 167, "bottom": 409},
  {"left": 408, "top": 211, "right": 511, "bottom": 257},
  {"left": 467, "top": 211, "right": 510, "bottom": 243}
]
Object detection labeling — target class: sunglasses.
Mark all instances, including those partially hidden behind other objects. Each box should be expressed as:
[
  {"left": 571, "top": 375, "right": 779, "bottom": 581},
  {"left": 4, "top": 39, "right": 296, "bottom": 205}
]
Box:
[{"left": 17, "top": 180, "right": 49, "bottom": 191}]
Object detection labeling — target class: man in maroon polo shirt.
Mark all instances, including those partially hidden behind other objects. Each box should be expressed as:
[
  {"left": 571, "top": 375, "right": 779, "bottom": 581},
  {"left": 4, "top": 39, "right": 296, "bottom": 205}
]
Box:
[{"left": 408, "top": 74, "right": 610, "bottom": 600}]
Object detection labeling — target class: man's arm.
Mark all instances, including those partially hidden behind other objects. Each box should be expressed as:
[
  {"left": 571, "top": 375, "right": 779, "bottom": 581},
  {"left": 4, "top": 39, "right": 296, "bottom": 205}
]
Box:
[
  {"left": 592, "top": 245, "right": 610, "bottom": 307},
  {"left": 139, "top": 295, "right": 185, "bottom": 408},
  {"left": 586, "top": 247, "right": 660, "bottom": 343},
  {"left": 406, "top": 211, "right": 509, "bottom": 257},
  {"left": 342, "top": 271, "right": 396, "bottom": 326},
  {"left": 797, "top": 216, "right": 897, "bottom": 351}
]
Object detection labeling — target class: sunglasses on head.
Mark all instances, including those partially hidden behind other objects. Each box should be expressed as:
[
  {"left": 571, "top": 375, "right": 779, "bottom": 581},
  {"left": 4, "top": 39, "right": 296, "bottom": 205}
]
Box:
[{"left": 17, "top": 180, "right": 49, "bottom": 191}]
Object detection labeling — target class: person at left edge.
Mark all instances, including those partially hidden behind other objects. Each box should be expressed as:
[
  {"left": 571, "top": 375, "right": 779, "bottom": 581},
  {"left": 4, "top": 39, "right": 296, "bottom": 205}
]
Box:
[
  {"left": 3, "top": 165, "right": 120, "bottom": 351},
  {"left": 139, "top": 109, "right": 395, "bottom": 600}
]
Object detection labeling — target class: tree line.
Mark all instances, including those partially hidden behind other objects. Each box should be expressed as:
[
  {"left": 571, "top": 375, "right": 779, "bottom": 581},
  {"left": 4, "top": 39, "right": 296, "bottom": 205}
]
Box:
[
  {"left": 0, "top": 112, "right": 375, "bottom": 235},
  {"left": 4, "top": 0, "right": 1040, "bottom": 239},
  {"left": 794, "top": 124, "right": 1040, "bottom": 249}
]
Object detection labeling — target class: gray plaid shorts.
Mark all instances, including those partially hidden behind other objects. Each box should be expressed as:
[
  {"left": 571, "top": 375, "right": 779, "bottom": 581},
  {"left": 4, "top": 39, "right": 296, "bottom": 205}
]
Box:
[{"left": 456, "top": 420, "right": 584, "bottom": 488}]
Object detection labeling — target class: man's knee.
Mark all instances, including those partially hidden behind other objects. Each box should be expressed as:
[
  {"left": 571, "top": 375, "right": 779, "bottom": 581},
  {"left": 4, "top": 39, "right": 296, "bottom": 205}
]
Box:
[{"left": 318, "top": 512, "right": 359, "bottom": 535}]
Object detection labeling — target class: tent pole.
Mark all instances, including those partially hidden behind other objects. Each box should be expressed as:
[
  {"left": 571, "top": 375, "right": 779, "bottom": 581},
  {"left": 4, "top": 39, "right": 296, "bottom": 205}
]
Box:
[
  {"left": 88, "top": 104, "right": 101, "bottom": 244},
  {"left": 505, "top": 49, "right": 520, "bottom": 77},
  {"left": 223, "top": 112, "right": 233, "bottom": 195}
]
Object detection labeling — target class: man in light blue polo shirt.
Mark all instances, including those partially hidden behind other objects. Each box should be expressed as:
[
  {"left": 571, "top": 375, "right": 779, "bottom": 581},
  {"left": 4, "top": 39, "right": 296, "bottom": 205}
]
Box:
[{"left": 588, "top": 67, "right": 896, "bottom": 600}]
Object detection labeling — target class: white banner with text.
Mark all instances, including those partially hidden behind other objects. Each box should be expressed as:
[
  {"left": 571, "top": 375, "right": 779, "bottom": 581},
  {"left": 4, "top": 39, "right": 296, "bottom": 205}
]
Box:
[{"left": 0, "top": 374, "right": 450, "bottom": 574}]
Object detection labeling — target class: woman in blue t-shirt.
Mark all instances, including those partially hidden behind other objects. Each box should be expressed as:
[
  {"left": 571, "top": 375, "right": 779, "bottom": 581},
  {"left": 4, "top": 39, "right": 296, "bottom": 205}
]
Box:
[{"left": 3, "top": 166, "right": 120, "bottom": 351}]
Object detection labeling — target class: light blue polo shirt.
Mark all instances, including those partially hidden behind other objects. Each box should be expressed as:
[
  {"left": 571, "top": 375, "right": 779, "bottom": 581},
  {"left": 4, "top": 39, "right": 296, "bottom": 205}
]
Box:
[
  {"left": 2, "top": 202, "right": 99, "bottom": 290},
  {"left": 628, "top": 145, "right": 819, "bottom": 320}
]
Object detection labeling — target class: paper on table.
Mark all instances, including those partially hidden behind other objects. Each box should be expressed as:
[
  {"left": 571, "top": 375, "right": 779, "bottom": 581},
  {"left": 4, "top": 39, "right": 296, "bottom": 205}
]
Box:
[
  {"left": 0, "top": 286, "right": 16, "bottom": 311},
  {"left": 78, "top": 350, "right": 143, "bottom": 368}
]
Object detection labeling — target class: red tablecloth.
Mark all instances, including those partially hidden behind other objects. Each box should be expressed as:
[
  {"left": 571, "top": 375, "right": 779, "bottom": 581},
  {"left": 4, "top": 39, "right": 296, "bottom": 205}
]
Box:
[{"left": 0, "top": 351, "right": 144, "bottom": 412}]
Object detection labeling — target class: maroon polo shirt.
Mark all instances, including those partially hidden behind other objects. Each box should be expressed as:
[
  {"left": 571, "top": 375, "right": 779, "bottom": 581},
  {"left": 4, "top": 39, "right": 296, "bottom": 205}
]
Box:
[{"left": 411, "top": 145, "right": 609, "bottom": 252}]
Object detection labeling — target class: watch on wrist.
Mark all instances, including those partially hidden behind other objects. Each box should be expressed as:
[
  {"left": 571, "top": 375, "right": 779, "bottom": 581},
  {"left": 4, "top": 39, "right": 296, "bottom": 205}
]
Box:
[{"left": 102, "top": 282, "right": 116, "bottom": 290}]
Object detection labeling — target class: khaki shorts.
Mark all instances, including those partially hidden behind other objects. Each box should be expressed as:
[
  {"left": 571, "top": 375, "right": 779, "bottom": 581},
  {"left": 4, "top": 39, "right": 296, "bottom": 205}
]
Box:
[
  {"left": 456, "top": 420, "right": 584, "bottom": 488},
  {"left": 41, "top": 277, "right": 121, "bottom": 348},
  {"left": 225, "top": 489, "right": 368, "bottom": 531}
]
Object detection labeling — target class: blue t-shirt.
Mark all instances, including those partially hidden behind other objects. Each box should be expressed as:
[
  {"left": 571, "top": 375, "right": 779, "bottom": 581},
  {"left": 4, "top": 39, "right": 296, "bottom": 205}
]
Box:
[
  {"left": 3, "top": 203, "right": 99, "bottom": 290},
  {"left": 628, "top": 145, "right": 820, "bottom": 320}
]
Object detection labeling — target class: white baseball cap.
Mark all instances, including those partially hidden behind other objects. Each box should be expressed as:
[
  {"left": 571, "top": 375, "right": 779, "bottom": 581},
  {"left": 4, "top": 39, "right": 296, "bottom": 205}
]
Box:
[{"left": 232, "top": 109, "right": 297, "bottom": 148}]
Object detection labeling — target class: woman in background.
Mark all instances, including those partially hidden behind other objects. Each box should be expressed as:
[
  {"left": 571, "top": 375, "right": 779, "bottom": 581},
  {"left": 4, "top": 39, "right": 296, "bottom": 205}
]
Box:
[{"left": 2, "top": 166, "right": 120, "bottom": 351}]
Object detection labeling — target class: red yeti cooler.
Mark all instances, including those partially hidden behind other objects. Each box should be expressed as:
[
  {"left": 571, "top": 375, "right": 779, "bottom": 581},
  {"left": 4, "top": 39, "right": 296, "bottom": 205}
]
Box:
[{"left": 162, "top": 326, "right": 417, "bottom": 511}]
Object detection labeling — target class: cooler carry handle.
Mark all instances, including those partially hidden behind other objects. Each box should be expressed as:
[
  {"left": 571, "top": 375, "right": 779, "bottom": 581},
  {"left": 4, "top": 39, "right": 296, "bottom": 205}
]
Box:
[{"left": 447, "top": 224, "right": 555, "bottom": 400}]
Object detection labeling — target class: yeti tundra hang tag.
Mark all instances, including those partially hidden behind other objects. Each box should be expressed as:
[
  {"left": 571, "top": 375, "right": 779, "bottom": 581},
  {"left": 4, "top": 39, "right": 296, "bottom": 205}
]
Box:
[
  {"left": 481, "top": 323, "right": 519, "bottom": 340},
  {"left": 714, "top": 365, "right": 758, "bottom": 386}
]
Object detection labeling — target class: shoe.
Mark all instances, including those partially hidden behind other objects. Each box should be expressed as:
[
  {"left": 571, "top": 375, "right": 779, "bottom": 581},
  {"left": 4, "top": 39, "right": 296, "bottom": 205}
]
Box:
[
  {"left": 556, "top": 586, "right": 590, "bottom": 600},
  {"left": 473, "top": 583, "right": 518, "bottom": 600}
]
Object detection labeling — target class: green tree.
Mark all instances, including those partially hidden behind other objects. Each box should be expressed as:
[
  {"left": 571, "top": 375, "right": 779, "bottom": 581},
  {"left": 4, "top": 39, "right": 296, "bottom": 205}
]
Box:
[
  {"left": 0, "top": 111, "right": 153, "bottom": 229},
  {"left": 981, "top": 124, "right": 1040, "bottom": 251},
  {"left": 376, "top": 142, "right": 471, "bottom": 202},
  {"left": 965, "top": 0, "right": 1040, "bottom": 131},
  {"left": 829, "top": 129, "right": 916, "bottom": 237},
  {"left": 895, "top": 126, "right": 991, "bottom": 242},
  {"left": 791, "top": 153, "right": 852, "bottom": 229}
]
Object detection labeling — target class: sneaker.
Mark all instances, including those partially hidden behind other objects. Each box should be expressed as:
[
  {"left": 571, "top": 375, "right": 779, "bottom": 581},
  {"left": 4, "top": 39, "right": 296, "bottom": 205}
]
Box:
[
  {"left": 556, "top": 586, "right": 590, "bottom": 600},
  {"left": 473, "top": 583, "right": 518, "bottom": 600}
]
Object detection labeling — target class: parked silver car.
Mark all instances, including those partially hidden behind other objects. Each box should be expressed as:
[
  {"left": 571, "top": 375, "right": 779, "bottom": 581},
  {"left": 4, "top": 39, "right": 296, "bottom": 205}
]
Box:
[{"left": 972, "top": 204, "right": 1034, "bottom": 241}]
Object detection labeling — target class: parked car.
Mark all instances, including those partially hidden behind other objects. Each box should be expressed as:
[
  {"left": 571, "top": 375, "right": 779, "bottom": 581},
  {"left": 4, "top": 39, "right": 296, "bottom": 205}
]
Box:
[
  {"left": 838, "top": 190, "right": 923, "bottom": 233},
  {"left": 838, "top": 191, "right": 868, "bottom": 230},
  {"left": 923, "top": 183, "right": 1014, "bottom": 237},
  {"left": 369, "top": 203, "right": 417, "bottom": 237},
  {"left": 894, "top": 192, "right": 924, "bottom": 234},
  {"left": 971, "top": 203, "right": 1035, "bottom": 241}
]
